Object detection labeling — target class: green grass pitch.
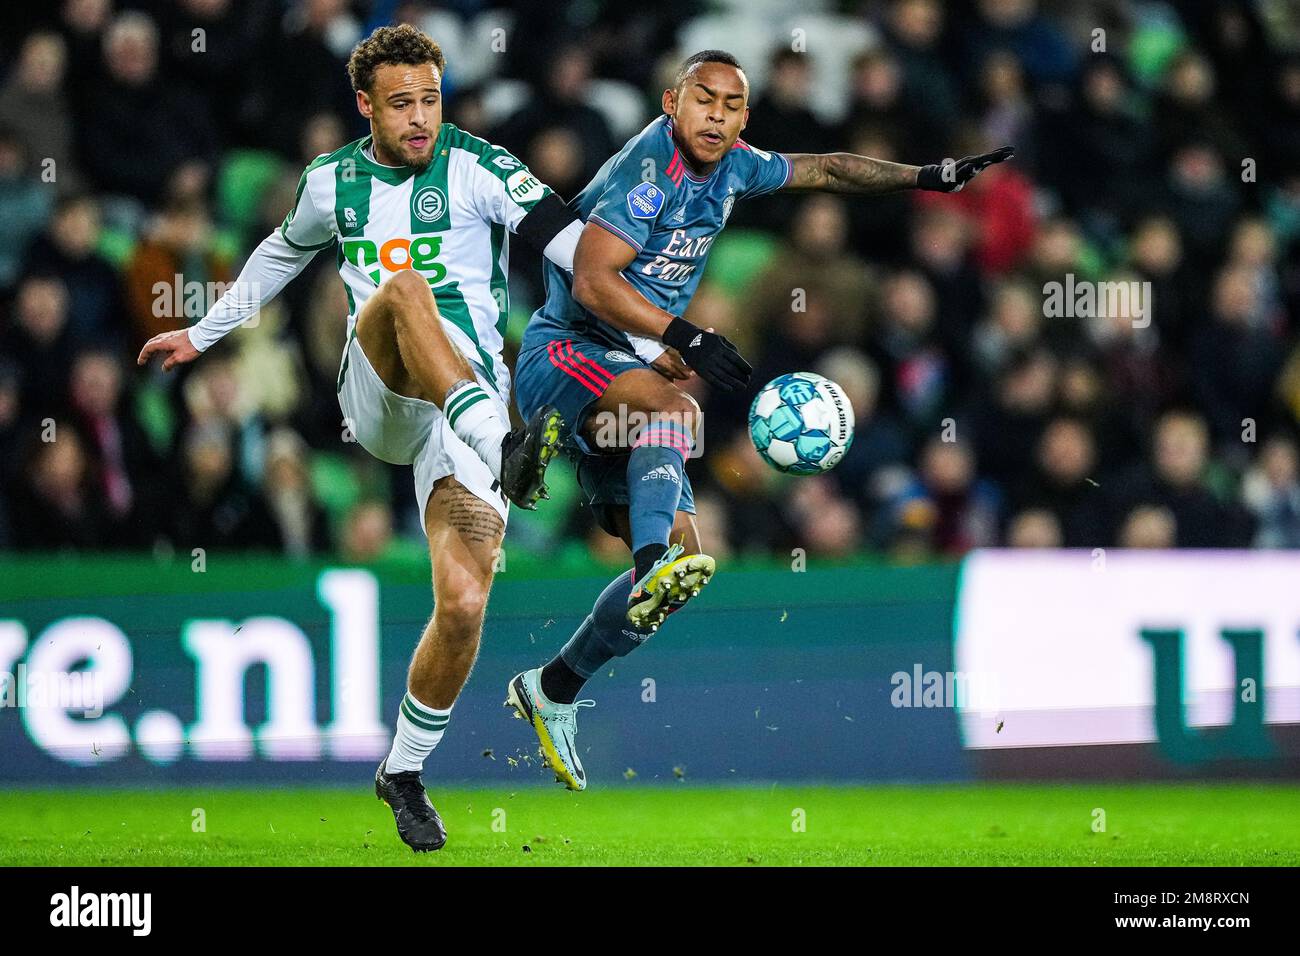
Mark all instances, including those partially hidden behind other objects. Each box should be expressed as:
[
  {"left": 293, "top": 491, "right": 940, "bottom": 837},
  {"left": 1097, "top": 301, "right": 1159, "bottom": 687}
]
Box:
[{"left": 1, "top": 783, "right": 1297, "bottom": 866}]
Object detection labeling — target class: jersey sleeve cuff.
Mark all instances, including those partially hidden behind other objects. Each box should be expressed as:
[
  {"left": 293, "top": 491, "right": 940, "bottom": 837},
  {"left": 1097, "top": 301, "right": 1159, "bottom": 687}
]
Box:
[
  {"left": 778, "top": 152, "right": 794, "bottom": 189},
  {"left": 187, "top": 324, "right": 212, "bottom": 353},
  {"left": 587, "top": 214, "right": 644, "bottom": 253}
]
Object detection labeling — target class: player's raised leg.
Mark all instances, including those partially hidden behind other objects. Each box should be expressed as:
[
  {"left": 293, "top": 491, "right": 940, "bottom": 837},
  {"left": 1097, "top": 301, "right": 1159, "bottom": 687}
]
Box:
[
  {"left": 354, "top": 269, "right": 562, "bottom": 509},
  {"left": 506, "top": 509, "right": 702, "bottom": 790},
  {"left": 583, "top": 367, "right": 715, "bottom": 629},
  {"left": 506, "top": 344, "right": 714, "bottom": 790},
  {"left": 376, "top": 476, "right": 503, "bottom": 851}
]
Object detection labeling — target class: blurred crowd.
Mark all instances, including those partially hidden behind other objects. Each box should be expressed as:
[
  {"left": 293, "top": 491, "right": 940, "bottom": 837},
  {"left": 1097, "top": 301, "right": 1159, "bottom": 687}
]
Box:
[{"left": 2, "top": 0, "right": 1300, "bottom": 562}]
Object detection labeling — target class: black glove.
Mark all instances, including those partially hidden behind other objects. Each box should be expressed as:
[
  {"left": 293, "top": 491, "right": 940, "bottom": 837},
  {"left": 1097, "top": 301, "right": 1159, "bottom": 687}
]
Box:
[
  {"left": 916, "top": 145, "right": 1015, "bottom": 192},
  {"left": 661, "top": 317, "right": 752, "bottom": 392}
]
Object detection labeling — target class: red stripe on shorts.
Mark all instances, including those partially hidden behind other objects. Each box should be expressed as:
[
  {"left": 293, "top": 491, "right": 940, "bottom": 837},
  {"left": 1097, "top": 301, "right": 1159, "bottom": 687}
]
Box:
[
  {"left": 547, "top": 340, "right": 607, "bottom": 396},
  {"left": 566, "top": 340, "right": 615, "bottom": 387}
]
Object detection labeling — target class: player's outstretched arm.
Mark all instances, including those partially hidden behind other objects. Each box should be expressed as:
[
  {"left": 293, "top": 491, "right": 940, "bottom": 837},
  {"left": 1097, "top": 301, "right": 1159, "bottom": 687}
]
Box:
[
  {"left": 572, "top": 223, "right": 750, "bottom": 391},
  {"left": 784, "top": 145, "right": 1014, "bottom": 195},
  {"left": 137, "top": 229, "right": 320, "bottom": 371}
]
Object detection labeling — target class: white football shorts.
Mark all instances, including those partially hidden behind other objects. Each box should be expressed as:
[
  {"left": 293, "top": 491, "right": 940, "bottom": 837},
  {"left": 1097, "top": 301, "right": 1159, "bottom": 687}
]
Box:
[{"left": 336, "top": 331, "right": 510, "bottom": 531}]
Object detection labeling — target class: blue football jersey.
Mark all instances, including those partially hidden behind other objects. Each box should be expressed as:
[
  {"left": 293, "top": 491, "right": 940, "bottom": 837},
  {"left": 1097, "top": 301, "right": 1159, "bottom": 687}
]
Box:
[{"left": 524, "top": 114, "right": 791, "bottom": 353}]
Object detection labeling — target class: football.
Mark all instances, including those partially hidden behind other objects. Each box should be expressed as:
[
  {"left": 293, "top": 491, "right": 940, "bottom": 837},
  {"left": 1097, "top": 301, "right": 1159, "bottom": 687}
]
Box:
[{"left": 748, "top": 372, "right": 855, "bottom": 475}]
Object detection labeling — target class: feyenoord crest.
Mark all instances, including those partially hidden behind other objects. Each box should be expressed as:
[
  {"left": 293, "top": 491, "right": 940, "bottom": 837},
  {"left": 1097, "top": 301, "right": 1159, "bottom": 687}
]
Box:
[
  {"left": 721, "top": 194, "right": 735, "bottom": 226},
  {"left": 413, "top": 186, "right": 447, "bottom": 223}
]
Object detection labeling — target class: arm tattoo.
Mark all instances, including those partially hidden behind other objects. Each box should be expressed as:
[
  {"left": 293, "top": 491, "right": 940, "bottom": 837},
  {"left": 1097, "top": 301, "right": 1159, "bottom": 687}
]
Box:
[{"left": 785, "top": 153, "right": 920, "bottom": 195}]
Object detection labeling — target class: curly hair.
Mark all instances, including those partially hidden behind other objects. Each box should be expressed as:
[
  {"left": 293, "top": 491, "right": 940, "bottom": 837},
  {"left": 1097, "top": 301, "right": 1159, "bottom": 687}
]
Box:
[{"left": 347, "top": 24, "right": 446, "bottom": 93}]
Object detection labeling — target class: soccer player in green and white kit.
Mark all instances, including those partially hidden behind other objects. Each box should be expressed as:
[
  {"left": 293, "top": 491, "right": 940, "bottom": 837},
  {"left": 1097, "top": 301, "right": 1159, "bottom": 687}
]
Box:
[{"left": 138, "top": 25, "right": 585, "bottom": 852}]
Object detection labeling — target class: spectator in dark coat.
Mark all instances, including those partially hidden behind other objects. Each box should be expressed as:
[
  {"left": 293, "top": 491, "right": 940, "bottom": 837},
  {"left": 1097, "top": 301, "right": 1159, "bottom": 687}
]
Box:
[
  {"left": 155, "top": 0, "right": 277, "bottom": 151},
  {"left": 67, "top": 349, "right": 166, "bottom": 547},
  {"left": 1190, "top": 265, "right": 1284, "bottom": 448},
  {"left": 0, "top": 31, "right": 84, "bottom": 195},
  {"left": 742, "top": 48, "right": 832, "bottom": 155},
  {"left": 1012, "top": 416, "right": 1110, "bottom": 547},
  {"left": 1110, "top": 410, "right": 1253, "bottom": 547},
  {"left": 494, "top": 46, "right": 616, "bottom": 186},
  {"left": 1, "top": 276, "right": 76, "bottom": 417},
  {"left": 20, "top": 195, "right": 127, "bottom": 350},
  {"left": 10, "top": 425, "right": 116, "bottom": 550},
  {"left": 170, "top": 422, "right": 282, "bottom": 553},
  {"left": 79, "top": 11, "right": 218, "bottom": 204}
]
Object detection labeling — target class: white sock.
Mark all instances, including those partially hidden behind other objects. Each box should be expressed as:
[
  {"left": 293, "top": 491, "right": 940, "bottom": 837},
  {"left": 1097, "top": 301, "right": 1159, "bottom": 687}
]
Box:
[
  {"left": 444, "top": 380, "right": 507, "bottom": 479},
  {"left": 385, "top": 692, "right": 451, "bottom": 773}
]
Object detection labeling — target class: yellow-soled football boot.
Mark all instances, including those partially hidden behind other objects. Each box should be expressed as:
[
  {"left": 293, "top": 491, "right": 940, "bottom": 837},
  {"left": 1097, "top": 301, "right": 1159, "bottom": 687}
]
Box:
[{"left": 625, "top": 543, "right": 715, "bottom": 632}]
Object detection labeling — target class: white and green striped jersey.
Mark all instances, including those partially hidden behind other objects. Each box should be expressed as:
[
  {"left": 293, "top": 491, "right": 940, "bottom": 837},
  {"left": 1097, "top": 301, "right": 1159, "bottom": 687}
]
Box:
[
  {"left": 285, "top": 125, "right": 552, "bottom": 392},
  {"left": 189, "top": 123, "right": 554, "bottom": 395}
]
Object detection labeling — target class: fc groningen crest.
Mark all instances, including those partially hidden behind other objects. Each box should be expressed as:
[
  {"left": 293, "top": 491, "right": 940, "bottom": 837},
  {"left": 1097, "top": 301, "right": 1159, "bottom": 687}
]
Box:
[{"left": 412, "top": 186, "right": 447, "bottom": 223}]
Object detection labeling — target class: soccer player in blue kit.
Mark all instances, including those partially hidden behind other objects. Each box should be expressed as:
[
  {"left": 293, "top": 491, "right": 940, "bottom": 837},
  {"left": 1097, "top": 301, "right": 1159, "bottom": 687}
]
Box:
[{"left": 507, "top": 50, "right": 1013, "bottom": 789}]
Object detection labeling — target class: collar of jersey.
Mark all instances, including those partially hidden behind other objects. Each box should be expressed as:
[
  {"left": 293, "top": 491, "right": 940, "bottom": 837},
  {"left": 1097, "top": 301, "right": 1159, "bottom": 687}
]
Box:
[
  {"left": 662, "top": 117, "right": 719, "bottom": 184},
  {"left": 351, "top": 133, "right": 443, "bottom": 185}
]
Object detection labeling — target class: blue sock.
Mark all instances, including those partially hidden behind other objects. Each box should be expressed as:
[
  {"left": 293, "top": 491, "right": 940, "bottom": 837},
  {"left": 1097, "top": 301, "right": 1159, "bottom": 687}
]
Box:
[
  {"left": 626, "top": 421, "right": 692, "bottom": 577},
  {"left": 540, "top": 571, "right": 653, "bottom": 702}
]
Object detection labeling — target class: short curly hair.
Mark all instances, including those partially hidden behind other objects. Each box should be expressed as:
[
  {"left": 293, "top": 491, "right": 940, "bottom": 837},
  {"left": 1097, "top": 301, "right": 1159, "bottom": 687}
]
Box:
[{"left": 347, "top": 24, "right": 446, "bottom": 94}]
